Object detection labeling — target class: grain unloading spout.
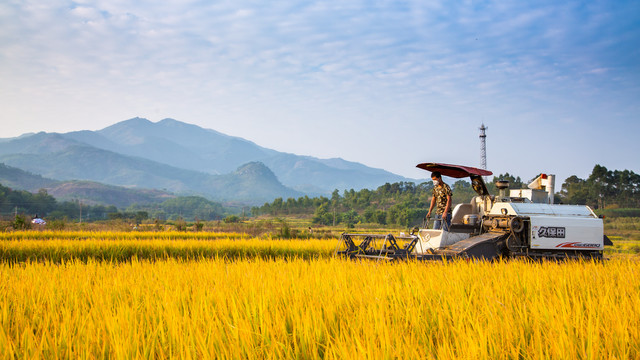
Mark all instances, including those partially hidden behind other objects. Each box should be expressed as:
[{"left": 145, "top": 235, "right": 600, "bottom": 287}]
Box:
[{"left": 528, "top": 174, "right": 556, "bottom": 204}]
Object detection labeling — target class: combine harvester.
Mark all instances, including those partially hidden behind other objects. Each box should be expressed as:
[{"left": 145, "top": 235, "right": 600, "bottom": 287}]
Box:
[{"left": 336, "top": 163, "right": 612, "bottom": 261}]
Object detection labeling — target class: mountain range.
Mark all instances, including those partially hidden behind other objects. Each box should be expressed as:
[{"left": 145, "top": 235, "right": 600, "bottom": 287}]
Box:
[
  {"left": 0, "top": 118, "right": 419, "bottom": 205},
  {"left": 0, "top": 163, "right": 174, "bottom": 208}
]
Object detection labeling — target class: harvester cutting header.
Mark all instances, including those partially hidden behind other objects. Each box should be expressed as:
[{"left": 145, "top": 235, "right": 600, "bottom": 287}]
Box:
[{"left": 336, "top": 162, "right": 611, "bottom": 261}]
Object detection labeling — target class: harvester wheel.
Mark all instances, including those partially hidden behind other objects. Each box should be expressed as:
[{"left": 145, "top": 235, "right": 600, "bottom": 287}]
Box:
[{"left": 510, "top": 216, "right": 524, "bottom": 233}]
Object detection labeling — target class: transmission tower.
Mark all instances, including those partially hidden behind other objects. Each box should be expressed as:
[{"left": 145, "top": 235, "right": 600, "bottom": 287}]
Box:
[{"left": 479, "top": 123, "right": 487, "bottom": 170}]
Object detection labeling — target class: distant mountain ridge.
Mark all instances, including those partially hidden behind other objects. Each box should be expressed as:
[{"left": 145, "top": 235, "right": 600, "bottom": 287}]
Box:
[
  {"left": 0, "top": 117, "right": 420, "bottom": 203},
  {"left": 65, "top": 118, "right": 275, "bottom": 175},
  {"left": 0, "top": 163, "right": 174, "bottom": 208},
  {"left": 0, "top": 163, "right": 57, "bottom": 190},
  {"left": 64, "top": 117, "right": 416, "bottom": 190}
]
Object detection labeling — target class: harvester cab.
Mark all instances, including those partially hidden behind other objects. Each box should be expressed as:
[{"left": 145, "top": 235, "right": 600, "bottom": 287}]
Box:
[
  {"left": 336, "top": 162, "right": 610, "bottom": 261},
  {"left": 409, "top": 163, "right": 489, "bottom": 255}
]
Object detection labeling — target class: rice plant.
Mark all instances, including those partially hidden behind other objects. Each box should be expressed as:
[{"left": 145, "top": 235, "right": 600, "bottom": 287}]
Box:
[{"left": 1, "top": 256, "right": 638, "bottom": 359}]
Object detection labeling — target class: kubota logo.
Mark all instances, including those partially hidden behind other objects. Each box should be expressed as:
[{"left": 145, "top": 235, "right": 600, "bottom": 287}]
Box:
[
  {"left": 556, "top": 242, "right": 600, "bottom": 248},
  {"left": 538, "top": 227, "right": 565, "bottom": 238}
]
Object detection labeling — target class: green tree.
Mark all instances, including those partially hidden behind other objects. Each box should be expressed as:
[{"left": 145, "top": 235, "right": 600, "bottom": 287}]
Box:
[
  {"left": 13, "top": 215, "right": 30, "bottom": 230},
  {"left": 587, "top": 165, "right": 613, "bottom": 208},
  {"left": 559, "top": 175, "right": 588, "bottom": 205},
  {"left": 312, "top": 204, "right": 332, "bottom": 225}
]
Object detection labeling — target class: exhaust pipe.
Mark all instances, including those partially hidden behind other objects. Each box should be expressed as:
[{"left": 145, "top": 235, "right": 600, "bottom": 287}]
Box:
[{"left": 496, "top": 180, "right": 510, "bottom": 202}]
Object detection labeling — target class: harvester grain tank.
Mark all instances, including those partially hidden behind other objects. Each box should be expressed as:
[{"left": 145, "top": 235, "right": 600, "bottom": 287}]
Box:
[{"left": 336, "top": 163, "right": 612, "bottom": 261}]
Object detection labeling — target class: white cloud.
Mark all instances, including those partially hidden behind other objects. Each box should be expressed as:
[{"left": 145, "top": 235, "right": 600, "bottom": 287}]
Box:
[
  {"left": 0, "top": 0, "right": 638, "bottom": 180},
  {"left": 70, "top": 5, "right": 102, "bottom": 20},
  {"left": 586, "top": 68, "right": 608, "bottom": 75}
]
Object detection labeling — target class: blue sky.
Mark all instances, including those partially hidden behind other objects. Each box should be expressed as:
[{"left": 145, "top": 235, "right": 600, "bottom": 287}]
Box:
[{"left": 1, "top": 0, "right": 638, "bottom": 185}]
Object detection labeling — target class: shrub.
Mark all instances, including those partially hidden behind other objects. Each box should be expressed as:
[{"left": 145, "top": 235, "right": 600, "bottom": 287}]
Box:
[
  {"left": 175, "top": 218, "right": 187, "bottom": 232},
  {"left": 224, "top": 215, "right": 240, "bottom": 224},
  {"left": 13, "top": 215, "right": 31, "bottom": 230},
  {"left": 48, "top": 220, "right": 66, "bottom": 231}
]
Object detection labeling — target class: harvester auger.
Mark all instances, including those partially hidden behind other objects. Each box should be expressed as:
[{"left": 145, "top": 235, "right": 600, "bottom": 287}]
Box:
[{"left": 336, "top": 163, "right": 612, "bottom": 261}]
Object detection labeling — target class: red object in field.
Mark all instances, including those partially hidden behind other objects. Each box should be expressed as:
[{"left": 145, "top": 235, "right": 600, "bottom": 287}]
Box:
[{"left": 416, "top": 163, "right": 493, "bottom": 178}]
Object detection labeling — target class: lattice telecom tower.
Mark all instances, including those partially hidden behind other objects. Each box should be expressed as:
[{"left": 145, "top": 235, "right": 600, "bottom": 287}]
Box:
[{"left": 479, "top": 123, "right": 487, "bottom": 170}]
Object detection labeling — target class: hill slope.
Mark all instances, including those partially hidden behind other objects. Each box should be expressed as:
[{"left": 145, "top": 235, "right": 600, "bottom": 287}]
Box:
[
  {"left": 0, "top": 162, "right": 175, "bottom": 208},
  {"left": 63, "top": 117, "right": 415, "bottom": 191},
  {"left": 64, "top": 117, "right": 275, "bottom": 175},
  {"left": 0, "top": 117, "right": 419, "bottom": 202},
  {"left": 0, "top": 137, "right": 301, "bottom": 204},
  {"left": 0, "top": 163, "right": 58, "bottom": 190}
]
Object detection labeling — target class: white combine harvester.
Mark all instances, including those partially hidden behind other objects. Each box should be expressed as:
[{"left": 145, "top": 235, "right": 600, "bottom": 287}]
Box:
[{"left": 337, "top": 163, "right": 612, "bottom": 261}]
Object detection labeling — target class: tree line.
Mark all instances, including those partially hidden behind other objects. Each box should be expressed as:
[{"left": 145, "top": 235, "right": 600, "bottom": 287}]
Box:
[
  {"left": 2, "top": 163, "right": 637, "bottom": 227},
  {"left": 253, "top": 165, "right": 640, "bottom": 227},
  {"left": 558, "top": 165, "right": 640, "bottom": 209},
  {"left": 0, "top": 184, "right": 117, "bottom": 221},
  {"left": 251, "top": 180, "right": 490, "bottom": 228},
  {"left": 126, "top": 196, "right": 226, "bottom": 221},
  {"left": 0, "top": 183, "right": 227, "bottom": 223}
]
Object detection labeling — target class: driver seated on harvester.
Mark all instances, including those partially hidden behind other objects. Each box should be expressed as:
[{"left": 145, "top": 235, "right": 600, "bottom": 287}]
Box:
[{"left": 426, "top": 171, "right": 452, "bottom": 231}]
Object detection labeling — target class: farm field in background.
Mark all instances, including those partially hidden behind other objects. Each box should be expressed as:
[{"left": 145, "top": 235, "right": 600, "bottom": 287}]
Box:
[
  {"left": 602, "top": 217, "right": 640, "bottom": 255},
  {"left": 604, "top": 217, "right": 640, "bottom": 241},
  {"left": 0, "top": 236, "right": 336, "bottom": 263},
  {"left": 1, "top": 229, "right": 639, "bottom": 358}
]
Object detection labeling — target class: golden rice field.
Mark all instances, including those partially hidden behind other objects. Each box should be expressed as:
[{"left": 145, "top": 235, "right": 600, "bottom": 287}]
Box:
[
  {"left": 0, "top": 237, "right": 335, "bottom": 263},
  {"left": 1, "top": 231, "right": 639, "bottom": 359}
]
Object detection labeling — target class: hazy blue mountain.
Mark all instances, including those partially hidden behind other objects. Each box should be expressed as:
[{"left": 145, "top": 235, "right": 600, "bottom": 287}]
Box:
[
  {"left": 0, "top": 162, "right": 58, "bottom": 190},
  {"left": 209, "top": 162, "right": 301, "bottom": 202},
  {"left": 0, "top": 117, "right": 419, "bottom": 202},
  {"left": 64, "top": 117, "right": 277, "bottom": 175},
  {"left": 258, "top": 153, "right": 408, "bottom": 192},
  {"left": 45, "top": 181, "right": 175, "bottom": 208},
  {"left": 0, "top": 162, "right": 174, "bottom": 208},
  {"left": 0, "top": 136, "right": 301, "bottom": 203},
  {"left": 0, "top": 142, "right": 206, "bottom": 192},
  {"left": 0, "top": 132, "right": 79, "bottom": 155},
  {"left": 63, "top": 117, "right": 417, "bottom": 191}
]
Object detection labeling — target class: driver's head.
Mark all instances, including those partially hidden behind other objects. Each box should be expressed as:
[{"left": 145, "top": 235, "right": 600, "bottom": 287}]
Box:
[{"left": 431, "top": 171, "right": 442, "bottom": 185}]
